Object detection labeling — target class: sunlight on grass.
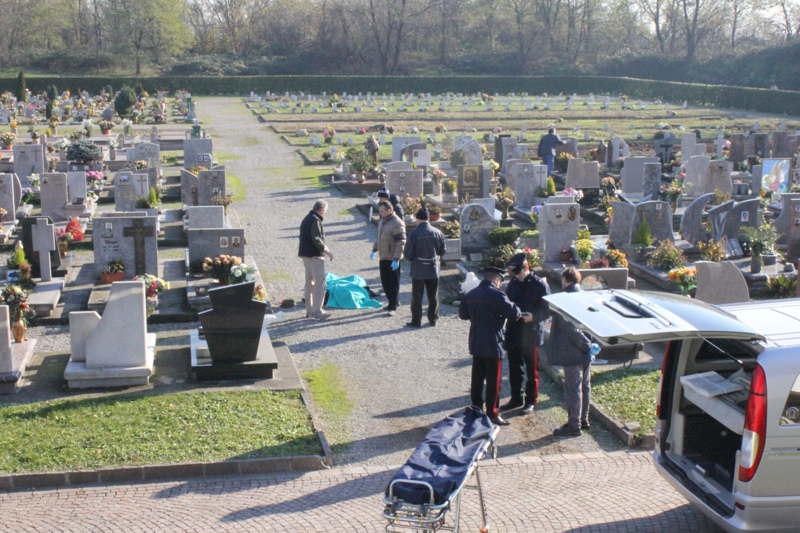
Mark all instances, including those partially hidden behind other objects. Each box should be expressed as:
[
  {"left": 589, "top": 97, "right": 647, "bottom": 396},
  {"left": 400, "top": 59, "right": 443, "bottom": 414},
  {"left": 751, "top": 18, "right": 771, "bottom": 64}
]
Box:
[
  {"left": 215, "top": 151, "right": 244, "bottom": 164},
  {"left": 591, "top": 368, "right": 659, "bottom": 435},
  {"left": 260, "top": 267, "right": 292, "bottom": 283},
  {"left": 226, "top": 173, "right": 246, "bottom": 201},
  {"left": 303, "top": 363, "right": 353, "bottom": 449},
  {"left": 0, "top": 391, "right": 320, "bottom": 474}
]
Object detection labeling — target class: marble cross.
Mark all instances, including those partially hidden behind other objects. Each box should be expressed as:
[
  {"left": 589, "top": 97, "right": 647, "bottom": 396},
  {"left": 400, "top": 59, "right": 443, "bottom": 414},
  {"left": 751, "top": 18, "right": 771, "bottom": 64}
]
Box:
[
  {"left": 123, "top": 219, "right": 156, "bottom": 275},
  {"left": 31, "top": 218, "right": 56, "bottom": 282}
]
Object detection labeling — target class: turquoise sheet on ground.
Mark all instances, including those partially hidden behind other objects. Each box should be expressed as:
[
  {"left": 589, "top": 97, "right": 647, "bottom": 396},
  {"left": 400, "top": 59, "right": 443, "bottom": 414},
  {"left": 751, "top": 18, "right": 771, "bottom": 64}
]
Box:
[{"left": 325, "top": 273, "right": 382, "bottom": 309}]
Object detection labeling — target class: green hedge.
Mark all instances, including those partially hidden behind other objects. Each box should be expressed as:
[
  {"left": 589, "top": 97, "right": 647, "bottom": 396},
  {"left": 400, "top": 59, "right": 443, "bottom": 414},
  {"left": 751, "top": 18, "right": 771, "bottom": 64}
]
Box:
[{"left": 1, "top": 75, "right": 798, "bottom": 115}]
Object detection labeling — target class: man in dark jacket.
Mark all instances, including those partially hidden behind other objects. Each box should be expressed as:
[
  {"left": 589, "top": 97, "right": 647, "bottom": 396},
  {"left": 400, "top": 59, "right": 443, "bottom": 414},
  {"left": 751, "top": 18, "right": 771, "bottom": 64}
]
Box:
[
  {"left": 388, "top": 193, "right": 405, "bottom": 219},
  {"left": 459, "top": 267, "right": 532, "bottom": 426},
  {"left": 546, "top": 267, "right": 592, "bottom": 437},
  {"left": 403, "top": 208, "right": 445, "bottom": 327},
  {"left": 537, "top": 127, "right": 567, "bottom": 177},
  {"left": 298, "top": 200, "right": 334, "bottom": 319},
  {"left": 501, "top": 253, "right": 550, "bottom": 415}
]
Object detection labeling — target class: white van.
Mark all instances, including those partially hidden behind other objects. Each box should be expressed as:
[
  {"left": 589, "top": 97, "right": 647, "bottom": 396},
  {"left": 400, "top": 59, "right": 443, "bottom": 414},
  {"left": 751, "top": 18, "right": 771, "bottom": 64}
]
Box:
[{"left": 545, "top": 289, "right": 800, "bottom": 532}]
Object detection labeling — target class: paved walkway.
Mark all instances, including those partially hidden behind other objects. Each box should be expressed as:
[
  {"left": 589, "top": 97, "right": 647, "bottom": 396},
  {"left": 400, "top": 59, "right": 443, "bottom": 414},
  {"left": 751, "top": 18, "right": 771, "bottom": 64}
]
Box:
[{"left": 0, "top": 451, "right": 719, "bottom": 532}]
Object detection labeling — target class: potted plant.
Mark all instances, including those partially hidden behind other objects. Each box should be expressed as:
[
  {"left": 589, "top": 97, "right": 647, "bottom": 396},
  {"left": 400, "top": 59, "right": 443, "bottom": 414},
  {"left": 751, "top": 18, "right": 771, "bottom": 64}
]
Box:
[
  {"left": 348, "top": 151, "right": 371, "bottom": 182},
  {"left": 229, "top": 263, "right": 257, "bottom": 285},
  {"left": 133, "top": 273, "right": 170, "bottom": 316},
  {"left": 442, "top": 179, "right": 457, "bottom": 204},
  {"left": 98, "top": 119, "right": 115, "bottom": 135},
  {"left": 99, "top": 260, "right": 125, "bottom": 284},
  {"left": 518, "top": 229, "right": 539, "bottom": 249},
  {"left": 211, "top": 190, "right": 233, "bottom": 215},
  {"left": 430, "top": 168, "right": 446, "bottom": 196},
  {"left": 662, "top": 177, "right": 686, "bottom": 213},
  {"left": 496, "top": 187, "right": 515, "bottom": 219},
  {"left": 740, "top": 224, "right": 778, "bottom": 273},
  {"left": 0, "top": 132, "right": 16, "bottom": 149},
  {"left": 574, "top": 239, "right": 595, "bottom": 267},
  {"left": 66, "top": 140, "right": 102, "bottom": 165},
  {"left": 55, "top": 228, "right": 73, "bottom": 257},
  {"left": 668, "top": 266, "right": 698, "bottom": 296},
  {"left": 86, "top": 170, "right": 104, "bottom": 190},
  {"left": 1, "top": 284, "right": 32, "bottom": 343},
  {"left": 631, "top": 220, "right": 653, "bottom": 262}
]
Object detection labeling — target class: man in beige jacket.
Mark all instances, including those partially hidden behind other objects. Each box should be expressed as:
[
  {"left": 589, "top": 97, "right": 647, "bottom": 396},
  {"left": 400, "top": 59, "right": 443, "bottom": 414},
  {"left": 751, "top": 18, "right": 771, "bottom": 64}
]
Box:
[{"left": 371, "top": 201, "right": 406, "bottom": 315}]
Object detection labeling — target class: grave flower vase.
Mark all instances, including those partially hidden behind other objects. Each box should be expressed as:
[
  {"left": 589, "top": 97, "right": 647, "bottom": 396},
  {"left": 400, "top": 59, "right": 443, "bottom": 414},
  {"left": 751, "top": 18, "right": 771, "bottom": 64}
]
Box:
[
  {"left": 101, "top": 272, "right": 125, "bottom": 284},
  {"left": 750, "top": 255, "right": 762, "bottom": 274},
  {"left": 58, "top": 240, "right": 68, "bottom": 257},
  {"left": 11, "top": 319, "right": 25, "bottom": 343}
]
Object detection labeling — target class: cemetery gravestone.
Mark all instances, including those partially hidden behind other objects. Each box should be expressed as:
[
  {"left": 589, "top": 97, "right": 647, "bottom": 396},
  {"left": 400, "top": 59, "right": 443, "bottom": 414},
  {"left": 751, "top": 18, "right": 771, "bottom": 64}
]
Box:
[
  {"left": 457, "top": 165, "right": 485, "bottom": 203},
  {"left": 680, "top": 193, "right": 715, "bottom": 246},
  {"left": 539, "top": 202, "right": 581, "bottom": 262},
  {"left": 114, "top": 171, "right": 139, "bottom": 212},
  {"left": 0, "top": 174, "right": 16, "bottom": 221},
  {"left": 752, "top": 134, "right": 770, "bottom": 158},
  {"left": 564, "top": 158, "right": 585, "bottom": 191},
  {"left": 197, "top": 169, "right": 226, "bottom": 206},
  {"left": 186, "top": 206, "right": 226, "bottom": 229},
  {"left": 133, "top": 142, "right": 160, "bottom": 170},
  {"left": 458, "top": 139, "right": 482, "bottom": 165},
  {"left": 199, "top": 282, "right": 267, "bottom": 363},
  {"left": 187, "top": 228, "right": 246, "bottom": 263},
  {"left": 788, "top": 199, "right": 800, "bottom": 261},
  {"left": 494, "top": 135, "right": 512, "bottom": 170},
  {"left": 621, "top": 157, "right": 660, "bottom": 197},
  {"left": 184, "top": 138, "right": 213, "bottom": 170},
  {"left": 460, "top": 204, "right": 499, "bottom": 256},
  {"left": 386, "top": 169, "right": 423, "bottom": 199},
  {"left": 608, "top": 201, "right": 636, "bottom": 251},
  {"left": 707, "top": 160, "right": 734, "bottom": 197},
  {"left": 707, "top": 201, "right": 734, "bottom": 241},
  {"left": 654, "top": 134, "right": 674, "bottom": 165},
  {"left": 93, "top": 214, "right": 158, "bottom": 276},
  {"left": 773, "top": 193, "right": 800, "bottom": 245},
  {"left": 22, "top": 217, "right": 63, "bottom": 278},
  {"left": 609, "top": 137, "right": 629, "bottom": 165},
  {"left": 31, "top": 218, "right": 56, "bottom": 282},
  {"left": 391, "top": 136, "right": 422, "bottom": 162},
  {"left": 681, "top": 133, "right": 699, "bottom": 159},
  {"left": 13, "top": 144, "right": 45, "bottom": 181},
  {"left": 684, "top": 155, "right": 711, "bottom": 197},
  {"left": 514, "top": 163, "right": 543, "bottom": 209},
  {"left": 728, "top": 134, "right": 745, "bottom": 166},
  {"left": 633, "top": 201, "right": 674, "bottom": 244},
  {"left": 725, "top": 198, "right": 759, "bottom": 242},
  {"left": 40, "top": 173, "right": 69, "bottom": 222},
  {"left": 643, "top": 163, "right": 661, "bottom": 201},
  {"left": 67, "top": 172, "right": 88, "bottom": 205}
]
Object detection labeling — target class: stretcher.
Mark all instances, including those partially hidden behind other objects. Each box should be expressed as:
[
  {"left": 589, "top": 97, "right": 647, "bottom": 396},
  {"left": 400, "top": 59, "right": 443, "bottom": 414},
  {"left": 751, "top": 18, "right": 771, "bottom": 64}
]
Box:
[{"left": 381, "top": 406, "right": 500, "bottom": 532}]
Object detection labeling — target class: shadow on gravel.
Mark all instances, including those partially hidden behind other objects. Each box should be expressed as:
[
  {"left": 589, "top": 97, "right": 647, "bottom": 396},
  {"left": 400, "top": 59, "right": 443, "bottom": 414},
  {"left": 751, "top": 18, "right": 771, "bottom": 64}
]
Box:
[
  {"left": 218, "top": 470, "right": 393, "bottom": 522},
  {"left": 562, "top": 505, "right": 724, "bottom": 532},
  {"left": 374, "top": 396, "right": 472, "bottom": 419}
]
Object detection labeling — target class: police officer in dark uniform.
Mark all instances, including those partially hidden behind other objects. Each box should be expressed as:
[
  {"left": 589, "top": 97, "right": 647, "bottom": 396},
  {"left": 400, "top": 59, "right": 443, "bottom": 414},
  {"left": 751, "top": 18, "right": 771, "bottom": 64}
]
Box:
[
  {"left": 459, "top": 266, "right": 532, "bottom": 426},
  {"left": 501, "top": 253, "right": 551, "bottom": 415}
]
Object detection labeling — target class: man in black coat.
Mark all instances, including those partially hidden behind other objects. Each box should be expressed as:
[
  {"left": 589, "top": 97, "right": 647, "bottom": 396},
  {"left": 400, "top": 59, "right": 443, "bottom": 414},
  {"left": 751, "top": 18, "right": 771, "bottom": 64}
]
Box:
[
  {"left": 298, "top": 200, "right": 334, "bottom": 319},
  {"left": 403, "top": 208, "right": 445, "bottom": 327},
  {"left": 459, "top": 267, "right": 532, "bottom": 426},
  {"left": 501, "top": 253, "right": 551, "bottom": 415}
]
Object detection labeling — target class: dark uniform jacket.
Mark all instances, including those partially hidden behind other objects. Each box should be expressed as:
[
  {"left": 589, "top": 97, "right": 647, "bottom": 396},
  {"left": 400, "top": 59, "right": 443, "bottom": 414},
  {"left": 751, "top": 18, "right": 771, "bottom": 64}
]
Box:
[
  {"left": 404, "top": 221, "right": 446, "bottom": 280},
  {"left": 538, "top": 132, "right": 566, "bottom": 158},
  {"left": 545, "top": 283, "right": 592, "bottom": 367},
  {"left": 505, "top": 273, "right": 550, "bottom": 348},
  {"left": 298, "top": 210, "right": 326, "bottom": 258},
  {"left": 459, "top": 279, "right": 523, "bottom": 359}
]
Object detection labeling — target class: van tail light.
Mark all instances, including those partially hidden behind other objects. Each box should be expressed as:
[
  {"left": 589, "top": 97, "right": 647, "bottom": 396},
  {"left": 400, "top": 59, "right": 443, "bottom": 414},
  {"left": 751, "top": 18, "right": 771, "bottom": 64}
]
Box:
[
  {"left": 657, "top": 341, "right": 674, "bottom": 420},
  {"left": 739, "top": 364, "right": 767, "bottom": 483}
]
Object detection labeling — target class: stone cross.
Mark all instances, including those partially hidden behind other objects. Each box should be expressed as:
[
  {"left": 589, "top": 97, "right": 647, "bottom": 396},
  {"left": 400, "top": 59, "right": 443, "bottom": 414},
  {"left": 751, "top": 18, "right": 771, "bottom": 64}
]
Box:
[
  {"left": 31, "top": 218, "right": 56, "bottom": 282},
  {"left": 134, "top": 174, "right": 150, "bottom": 198},
  {"left": 534, "top": 165, "right": 548, "bottom": 185},
  {"left": 123, "top": 219, "right": 156, "bottom": 275},
  {"left": 713, "top": 133, "right": 725, "bottom": 159}
]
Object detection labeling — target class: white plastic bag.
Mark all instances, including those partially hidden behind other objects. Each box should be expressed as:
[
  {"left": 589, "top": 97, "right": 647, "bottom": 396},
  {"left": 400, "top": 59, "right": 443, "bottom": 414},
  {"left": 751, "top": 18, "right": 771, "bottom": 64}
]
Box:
[{"left": 461, "top": 272, "right": 480, "bottom": 294}]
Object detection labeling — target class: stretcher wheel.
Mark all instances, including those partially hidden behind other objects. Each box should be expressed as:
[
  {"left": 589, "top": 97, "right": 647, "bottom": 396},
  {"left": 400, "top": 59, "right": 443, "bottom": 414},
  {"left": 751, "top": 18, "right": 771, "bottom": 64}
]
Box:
[{"left": 490, "top": 443, "right": 497, "bottom": 460}]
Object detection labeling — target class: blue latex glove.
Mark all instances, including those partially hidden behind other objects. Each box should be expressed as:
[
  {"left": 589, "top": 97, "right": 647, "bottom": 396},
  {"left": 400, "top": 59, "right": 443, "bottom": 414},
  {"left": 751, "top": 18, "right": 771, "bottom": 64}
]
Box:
[
  {"left": 370, "top": 251, "right": 376, "bottom": 261},
  {"left": 391, "top": 260, "right": 400, "bottom": 271}
]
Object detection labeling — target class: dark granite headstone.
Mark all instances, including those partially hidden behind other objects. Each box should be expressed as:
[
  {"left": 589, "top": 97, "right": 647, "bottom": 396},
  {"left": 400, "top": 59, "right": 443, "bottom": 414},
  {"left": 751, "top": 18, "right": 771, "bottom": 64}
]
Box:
[
  {"left": 22, "top": 216, "right": 64, "bottom": 278},
  {"left": 199, "top": 281, "right": 266, "bottom": 363},
  {"left": 494, "top": 134, "right": 511, "bottom": 171}
]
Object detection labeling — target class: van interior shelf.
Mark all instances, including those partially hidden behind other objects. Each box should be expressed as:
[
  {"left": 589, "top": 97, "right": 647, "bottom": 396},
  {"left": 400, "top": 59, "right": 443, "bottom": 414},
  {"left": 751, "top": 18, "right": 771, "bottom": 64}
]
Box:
[{"left": 680, "top": 372, "right": 748, "bottom": 434}]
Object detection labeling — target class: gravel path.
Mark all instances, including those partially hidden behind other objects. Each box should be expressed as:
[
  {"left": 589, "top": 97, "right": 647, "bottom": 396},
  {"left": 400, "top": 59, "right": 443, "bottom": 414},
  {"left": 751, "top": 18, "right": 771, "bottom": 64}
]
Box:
[{"left": 27, "top": 98, "right": 628, "bottom": 467}]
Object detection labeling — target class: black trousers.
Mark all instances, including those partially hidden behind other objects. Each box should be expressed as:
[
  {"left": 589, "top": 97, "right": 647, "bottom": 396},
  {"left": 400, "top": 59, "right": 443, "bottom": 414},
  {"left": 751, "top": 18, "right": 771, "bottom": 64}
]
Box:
[
  {"left": 471, "top": 356, "right": 502, "bottom": 419},
  {"left": 507, "top": 344, "right": 540, "bottom": 406},
  {"left": 379, "top": 260, "right": 401, "bottom": 308},
  {"left": 410, "top": 278, "right": 439, "bottom": 325}
]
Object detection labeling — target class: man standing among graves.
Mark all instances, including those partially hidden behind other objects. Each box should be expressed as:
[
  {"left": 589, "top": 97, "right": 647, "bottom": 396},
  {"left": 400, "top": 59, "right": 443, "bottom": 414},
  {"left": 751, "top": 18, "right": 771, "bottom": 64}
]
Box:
[
  {"left": 547, "top": 268, "right": 593, "bottom": 437},
  {"left": 403, "top": 208, "right": 446, "bottom": 327},
  {"left": 298, "top": 200, "right": 334, "bottom": 320},
  {"left": 372, "top": 201, "right": 406, "bottom": 315},
  {"left": 501, "top": 253, "right": 550, "bottom": 415},
  {"left": 538, "top": 127, "right": 567, "bottom": 177},
  {"left": 459, "top": 266, "right": 533, "bottom": 426},
  {"left": 365, "top": 135, "right": 380, "bottom": 165}
]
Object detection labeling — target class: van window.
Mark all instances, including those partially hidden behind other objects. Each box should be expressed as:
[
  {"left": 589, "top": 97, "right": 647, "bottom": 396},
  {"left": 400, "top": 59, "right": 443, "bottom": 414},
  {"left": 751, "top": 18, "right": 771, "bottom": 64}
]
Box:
[
  {"left": 781, "top": 376, "right": 800, "bottom": 426},
  {"left": 694, "top": 338, "right": 758, "bottom": 366}
]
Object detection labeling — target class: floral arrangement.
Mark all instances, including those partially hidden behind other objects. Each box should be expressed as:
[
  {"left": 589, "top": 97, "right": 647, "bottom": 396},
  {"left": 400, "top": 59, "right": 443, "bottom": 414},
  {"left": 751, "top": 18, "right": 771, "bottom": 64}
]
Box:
[
  {"left": 697, "top": 239, "right": 725, "bottom": 262},
  {"left": 121, "top": 118, "right": 133, "bottom": 135},
  {"left": 0, "top": 207, "right": 6, "bottom": 221},
  {"left": 133, "top": 273, "right": 169, "bottom": 298},
  {"left": 322, "top": 125, "right": 336, "bottom": 143},
  {"left": 430, "top": 168, "right": 446, "bottom": 183},
  {"left": 55, "top": 138, "right": 70, "bottom": 151},
  {"left": 574, "top": 239, "right": 595, "bottom": 262},
  {"left": 668, "top": 266, "right": 697, "bottom": 295},
  {"left": 133, "top": 159, "right": 148, "bottom": 170},
  {"left": 27, "top": 173, "right": 40, "bottom": 189},
  {"left": 211, "top": 192, "right": 234, "bottom": 207},
  {"left": 590, "top": 256, "right": 610, "bottom": 269},
  {"left": 0, "top": 284, "right": 32, "bottom": 322},
  {"left": 646, "top": 240, "right": 686, "bottom": 271},
  {"left": 605, "top": 249, "right": 629, "bottom": 268},
  {"left": 496, "top": 187, "right": 515, "bottom": 209},
  {"left": 528, "top": 205, "right": 540, "bottom": 225},
  {"left": 253, "top": 284, "right": 267, "bottom": 302},
  {"left": 442, "top": 179, "right": 457, "bottom": 194},
  {"left": 766, "top": 274, "right": 797, "bottom": 299},
  {"left": 99, "top": 260, "right": 125, "bottom": 275},
  {"left": 229, "top": 263, "right": 257, "bottom": 285},
  {"left": 108, "top": 138, "right": 119, "bottom": 149},
  {"left": 441, "top": 220, "right": 460, "bottom": 238},
  {"left": 662, "top": 178, "right": 686, "bottom": 203},
  {"left": 357, "top": 127, "right": 367, "bottom": 134},
  {"left": 188, "top": 165, "right": 207, "bottom": 175},
  {"left": 0, "top": 132, "right": 16, "bottom": 146},
  {"left": 554, "top": 152, "right": 573, "bottom": 173},
  {"left": 55, "top": 228, "right": 74, "bottom": 243},
  {"left": 86, "top": 170, "right": 103, "bottom": 184},
  {"left": 98, "top": 120, "right": 115, "bottom": 131},
  {"left": 82, "top": 118, "right": 94, "bottom": 136},
  {"left": 400, "top": 194, "right": 422, "bottom": 216},
  {"left": 203, "top": 255, "right": 243, "bottom": 281},
  {"left": 487, "top": 159, "right": 500, "bottom": 171},
  {"left": 562, "top": 187, "right": 584, "bottom": 201},
  {"left": 65, "top": 217, "right": 84, "bottom": 241}
]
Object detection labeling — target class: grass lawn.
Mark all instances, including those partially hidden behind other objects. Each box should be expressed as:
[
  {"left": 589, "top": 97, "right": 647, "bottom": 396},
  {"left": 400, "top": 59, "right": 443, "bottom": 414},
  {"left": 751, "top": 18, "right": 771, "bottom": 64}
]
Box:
[
  {"left": 0, "top": 390, "right": 321, "bottom": 474},
  {"left": 591, "top": 367, "right": 660, "bottom": 435}
]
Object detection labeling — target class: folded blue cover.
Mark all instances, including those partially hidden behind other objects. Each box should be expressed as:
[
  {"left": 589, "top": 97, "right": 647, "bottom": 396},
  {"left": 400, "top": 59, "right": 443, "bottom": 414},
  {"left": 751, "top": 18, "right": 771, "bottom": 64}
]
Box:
[{"left": 386, "top": 406, "right": 494, "bottom": 505}]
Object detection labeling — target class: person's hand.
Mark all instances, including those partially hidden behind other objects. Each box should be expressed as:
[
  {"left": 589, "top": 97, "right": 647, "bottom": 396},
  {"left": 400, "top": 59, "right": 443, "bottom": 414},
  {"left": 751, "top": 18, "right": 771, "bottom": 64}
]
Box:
[
  {"left": 521, "top": 312, "right": 533, "bottom": 323},
  {"left": 326, "top": 250, "right": 334, "bottom": 261},
  {"left": 391, "top": 260, "right": 400, "bottom": 271},
  {"left": 370, "top": 251, "right": 376, "bottom": 261}
]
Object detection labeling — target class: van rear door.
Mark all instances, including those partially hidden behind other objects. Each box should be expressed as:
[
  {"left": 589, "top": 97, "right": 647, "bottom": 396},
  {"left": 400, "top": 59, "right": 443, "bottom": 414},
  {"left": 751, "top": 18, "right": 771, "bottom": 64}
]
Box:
[{"left": 544, "top": 290, "right": 764, "bottom": 345}]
